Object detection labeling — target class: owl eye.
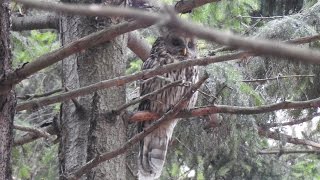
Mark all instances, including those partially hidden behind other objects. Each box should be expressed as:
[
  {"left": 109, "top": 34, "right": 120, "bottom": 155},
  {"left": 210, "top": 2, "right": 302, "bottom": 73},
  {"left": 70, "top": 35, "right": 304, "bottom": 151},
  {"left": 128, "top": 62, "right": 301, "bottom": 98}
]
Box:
[
  {"left": 171, "top": 38, "right": 183, "bottom": 46},
  {"left": 188, "top": 41, "right": 194, "bottom": 49}
]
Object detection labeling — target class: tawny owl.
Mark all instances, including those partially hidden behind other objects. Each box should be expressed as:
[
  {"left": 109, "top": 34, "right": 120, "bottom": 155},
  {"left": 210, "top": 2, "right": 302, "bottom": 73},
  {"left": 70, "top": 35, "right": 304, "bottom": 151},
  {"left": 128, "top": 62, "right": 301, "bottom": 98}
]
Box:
[{"left": 138, "top": 31, "right": 199, "bottom": 179}]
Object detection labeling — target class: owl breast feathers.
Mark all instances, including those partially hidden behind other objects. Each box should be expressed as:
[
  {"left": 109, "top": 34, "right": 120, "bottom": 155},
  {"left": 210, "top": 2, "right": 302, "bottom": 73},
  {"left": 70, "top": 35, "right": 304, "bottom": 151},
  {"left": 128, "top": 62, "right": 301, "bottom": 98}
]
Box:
[{"left": 138, "top": 32, "right": 199, "bottom": 180}]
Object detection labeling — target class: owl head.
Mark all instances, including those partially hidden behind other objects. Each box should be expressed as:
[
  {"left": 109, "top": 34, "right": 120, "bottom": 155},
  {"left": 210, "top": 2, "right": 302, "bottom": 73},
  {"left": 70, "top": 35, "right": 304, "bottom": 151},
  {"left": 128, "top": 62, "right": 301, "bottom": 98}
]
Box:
[{"left": 162, "top": 30, "right": 197, "bottom": 59}]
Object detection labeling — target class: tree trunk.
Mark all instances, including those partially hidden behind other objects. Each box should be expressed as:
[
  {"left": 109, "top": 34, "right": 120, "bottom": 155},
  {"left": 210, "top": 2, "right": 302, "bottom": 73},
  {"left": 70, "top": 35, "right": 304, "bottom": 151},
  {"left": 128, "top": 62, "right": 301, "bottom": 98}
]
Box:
[
  {"left": 59, "top": 0, "right": 127, "bottom": 179},
  {"left": 260, "top": 0, "right": 303, "bottom": 16},
  {"left": 0, "top": 1, "right": 15, "bottom": 180}
]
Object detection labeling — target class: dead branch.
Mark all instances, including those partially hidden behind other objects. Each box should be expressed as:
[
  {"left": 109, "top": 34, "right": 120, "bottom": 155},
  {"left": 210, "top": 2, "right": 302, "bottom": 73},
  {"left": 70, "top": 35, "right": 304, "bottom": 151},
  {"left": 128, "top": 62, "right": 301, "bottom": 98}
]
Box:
[
  {"left": 11, "top": 15, "right": 59, "bottom": 31},
  {"left": 212, "top": 34, "right": 320, "bottom": 54},
  {"left": 258, "top": 127, "right": 320, "bottom": 149},
  {"left": 17, "top": 88, "right": 64, "bottom": 100},
  {"left": 14, "top": 124, "right": 51, "bottom": 139},
  {"left": 127, "top": 31, "right": 151, "bottom": 61},
  {"left": 174, "top": 0, "right": 221, "bottom": 14},
  {"left": 242, "top": 74, "right": 315, "bottom": 83},
  {"left": 260, "top": 113, "right": 320, "bottom": 128},
  {"left": 66, "top": 73, "right": 208, "bottom": 180},
  {"left": 16, "top": 52, "right": 244, "bottom": 111},
  {"left": 0, "top": 20, "right": 150, "bottom": 95},
  {"left": 6, "top": 1, "right": 320, "bottom": 96},
  {"left": 237, "top": 15, "right": 285, "bottom": 20},
  {"left": 286, "top": 34, "right": 320, "bottom": 44},
  {"left": 130, "top": 97, "right": 320, "bottom": 122},
  {"left": 12, "top": 0, "right": 218, "bottom": 63},
  {"left": 14, "top": 124, "right": 57, "bottom": 146},
  {"left": 258, "top": 149, "right": 320, "bottom": 155}
]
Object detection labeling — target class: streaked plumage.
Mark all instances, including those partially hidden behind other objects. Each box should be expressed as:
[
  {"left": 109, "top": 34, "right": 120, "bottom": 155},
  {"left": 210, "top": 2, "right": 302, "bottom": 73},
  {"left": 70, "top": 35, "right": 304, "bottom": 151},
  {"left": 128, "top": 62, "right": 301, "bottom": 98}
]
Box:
[{"left": 138, "top": 31, "right": 199, "bottom": 179}]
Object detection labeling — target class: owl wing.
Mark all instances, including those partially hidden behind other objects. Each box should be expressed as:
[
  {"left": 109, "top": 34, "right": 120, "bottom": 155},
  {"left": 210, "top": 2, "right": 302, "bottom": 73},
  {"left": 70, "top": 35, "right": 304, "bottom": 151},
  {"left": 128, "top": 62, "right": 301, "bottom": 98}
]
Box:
[{"left": 138, "top": 54, "right": 198, "bottom": 179}]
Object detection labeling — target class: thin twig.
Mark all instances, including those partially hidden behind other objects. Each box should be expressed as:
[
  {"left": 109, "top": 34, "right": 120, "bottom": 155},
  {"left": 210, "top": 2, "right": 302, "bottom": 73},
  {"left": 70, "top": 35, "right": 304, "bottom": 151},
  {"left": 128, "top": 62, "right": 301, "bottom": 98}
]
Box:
[
  {"left": 258, "top": 127, "right": 320, "bottom": 149},
  {"left": 260, "top": 113, "right": 320, "bottom": 128},
  {"left": 242, "top": 74, "right": 315, "bottom": 83},
  {"left": 236, "top": 15, "right": 285, "bottom": 20},
  {"left": 14, "top": 124, "right": 51, "bottom": 139},
  {"left": 17, "top": 88, "right": 64, "bottom": 100},
  {"left": 258, "top": 149, "right": 320, "bottom": 155}
]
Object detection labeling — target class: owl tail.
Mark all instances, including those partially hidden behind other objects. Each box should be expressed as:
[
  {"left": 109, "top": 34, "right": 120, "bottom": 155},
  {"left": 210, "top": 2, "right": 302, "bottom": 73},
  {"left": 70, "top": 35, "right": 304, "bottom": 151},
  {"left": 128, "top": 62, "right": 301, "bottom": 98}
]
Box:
[{"left": 138, "top": 122, "right": 177, "bottom": 180}]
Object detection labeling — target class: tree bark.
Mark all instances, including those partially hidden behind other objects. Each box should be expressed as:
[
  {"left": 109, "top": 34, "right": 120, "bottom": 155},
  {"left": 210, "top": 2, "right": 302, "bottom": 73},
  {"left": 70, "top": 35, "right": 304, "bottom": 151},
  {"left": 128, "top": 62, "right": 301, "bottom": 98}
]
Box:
[
  {"left": 0, "top": 1, "right": 15, "bottom": 179},
  {"left": 59, "top": 0, "right": 127, "bottom": 179}
]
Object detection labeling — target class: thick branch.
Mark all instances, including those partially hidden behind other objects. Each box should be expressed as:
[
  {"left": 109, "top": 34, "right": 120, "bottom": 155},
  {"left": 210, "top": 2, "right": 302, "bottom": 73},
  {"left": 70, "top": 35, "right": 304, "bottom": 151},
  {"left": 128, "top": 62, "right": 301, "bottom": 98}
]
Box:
[
  {"left": 14, "top": 124, "right": 51, "bottom": 139},
  {"left": 67, "top": 74, "right": 208, "bottom": 180},
  {"left": 127, "top": 31, "right": 151, "bottom": 61},
  {"left": 11, "top": 15, "right": 59, "bottom": 31},
  {"left": 6, "top": 1, "right": 320, "bottom": 96},
  {"left": 174, "top": 0, "right": 221, "bottom": 13},
  {"left": 17, "top": 88, "right": 64, "bottom": 100},
  {"left": 16, "top": 52, "right": 244, "bottom": 111},
  {"left": 212, "top": 34, "right": 320, "bottom": 54},
  {"left": 130, "top": 97, "right": 320, "bottom": 122},
  {"left": 0, "top": 20, "right": 149, "bottom": 95},
  {"left": 15, "top": 0, "right": 320, "bottom": 64},
  {"left": 12, "top": 0, "right": 218, "bottom": 62}
]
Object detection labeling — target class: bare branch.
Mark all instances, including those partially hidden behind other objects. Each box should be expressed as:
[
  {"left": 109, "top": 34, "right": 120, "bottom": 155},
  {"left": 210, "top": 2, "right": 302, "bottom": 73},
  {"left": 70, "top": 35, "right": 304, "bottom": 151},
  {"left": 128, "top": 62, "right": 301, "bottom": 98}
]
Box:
[
  {"left": 15, "top": 0, "right": 162, "bottom": 21},
  {"left": 16, "top": 52, "right": 244, "bottom": 111},
  {"left": 127, "top": 31, "right": 151, "bottom": 61},
  {"left": 66, "top": 74, "right": 208, "bottom": 180},
  {"left": 130, "top": 97, "right": 320, "bottom": 122},
  {"left": 260, "top": 113, "right": 320, "bottom": 128},
  {"left": 17, "top": 88, "right": 64, "bottom": 100},
  {"left": 0, "top": 20, "right": 149, "bottom": 95},
  {"left": 14, "top": 124, "right": 51, "bottom": 139},
  {"left": 11, "top": 0, "right": 218, "bottom": 62},
  {"left": 258, "top": 127, "right": 320, "bottom": 149},
  {"left": 237, "top": 15, "right": 285, "bottom": 20},
  {"left": 14, "top": 124, "right": 58, "bottom": 146},
  {"left": 242, "top": 74, "right": 315, "bottom": 83},
  {"left": 172, "top": 17, "right": 320, "bottom": 64},
  {"left": 258, "top": 149, "right": 320, "bottom": 155},
  {"left": 211, "top": 34, "right": 320, "bottom": 54},
  {"left": 6, "top": 1, "right": 320, "bottom": 96},
  {"left": 11, "top": 15, "right": 59, "bottom": 31},
  {"left": 286, "top": 34, "right": 320, "bottom": 44},
  {"left": 174, "top": 0, "right": 221, "bottom": 14},
  {"left": 8, "top": 1, "right": 320, "bottom": 77}
]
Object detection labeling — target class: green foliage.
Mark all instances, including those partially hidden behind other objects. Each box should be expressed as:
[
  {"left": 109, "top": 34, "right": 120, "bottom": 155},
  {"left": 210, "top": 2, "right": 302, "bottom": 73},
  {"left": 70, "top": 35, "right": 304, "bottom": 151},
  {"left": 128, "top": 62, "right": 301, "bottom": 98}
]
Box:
[
  {"left": 12, "top": 142, "right": 58, "bottom": 180},
  {"left": 291, "top": 155, "right": 320, "bottom": 179},
  {"left": 239, "top": 83, "right": 264, "bottom": 105},
  {"left": 126, "top": 59, "right": 143, "bottom": 74},
  {"left": 12, "top": 30, "right": 59, "bottom": 67},
  {"left": 191, "top": 0, "right": 259, "bottom": 31}
]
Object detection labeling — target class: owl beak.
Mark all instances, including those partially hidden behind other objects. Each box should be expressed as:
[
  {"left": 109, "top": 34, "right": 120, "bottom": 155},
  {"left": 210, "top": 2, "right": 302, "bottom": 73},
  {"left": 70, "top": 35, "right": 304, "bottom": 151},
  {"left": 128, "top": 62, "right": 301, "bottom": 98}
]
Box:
[{"left": 182, "top": 48, "right": 188, "bottom": 56}]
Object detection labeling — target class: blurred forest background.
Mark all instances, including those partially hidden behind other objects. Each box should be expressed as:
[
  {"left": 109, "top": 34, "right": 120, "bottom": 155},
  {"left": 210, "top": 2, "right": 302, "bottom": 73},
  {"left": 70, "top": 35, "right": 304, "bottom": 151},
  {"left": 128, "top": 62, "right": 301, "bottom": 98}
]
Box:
[{"left": 10, "top": 0, "right": 320, "bottom": 179}]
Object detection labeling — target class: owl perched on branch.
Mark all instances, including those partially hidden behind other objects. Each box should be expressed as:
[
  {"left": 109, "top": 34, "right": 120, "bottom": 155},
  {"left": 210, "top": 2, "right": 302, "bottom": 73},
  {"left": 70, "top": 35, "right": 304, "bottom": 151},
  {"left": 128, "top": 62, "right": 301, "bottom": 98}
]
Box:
[{"left": 138, "top": 30, "right": 199, "bottom": 179}]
